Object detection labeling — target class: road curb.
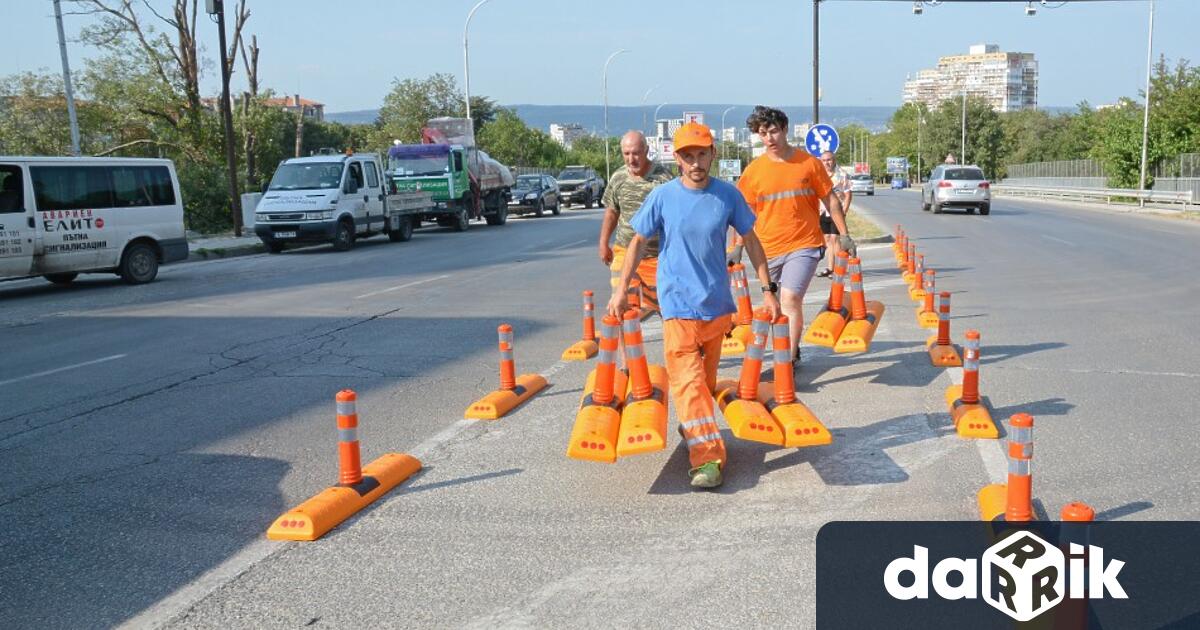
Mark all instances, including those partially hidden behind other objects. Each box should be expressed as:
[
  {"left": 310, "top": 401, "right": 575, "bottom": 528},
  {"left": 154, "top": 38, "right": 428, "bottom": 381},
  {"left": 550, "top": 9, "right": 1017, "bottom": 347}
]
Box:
[{"left": 187, "top": 243, "right": 265, "bottom": 262}]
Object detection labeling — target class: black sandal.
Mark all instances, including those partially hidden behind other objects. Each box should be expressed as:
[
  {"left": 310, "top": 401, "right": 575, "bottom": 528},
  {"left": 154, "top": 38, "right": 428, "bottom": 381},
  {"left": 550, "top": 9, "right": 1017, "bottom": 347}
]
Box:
[{"left": 816, "top": 269, "right": 833, "bottom": 278}]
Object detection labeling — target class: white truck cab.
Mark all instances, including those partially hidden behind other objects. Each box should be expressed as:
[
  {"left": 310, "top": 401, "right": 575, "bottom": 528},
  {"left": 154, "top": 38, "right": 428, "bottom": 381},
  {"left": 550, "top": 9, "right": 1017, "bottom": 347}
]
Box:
[
  {"left": 255, "top": 152, "right": 422, "bottom": 252},
  {"left": 0, "top": 156, "right": 188, "bottom": 285}
]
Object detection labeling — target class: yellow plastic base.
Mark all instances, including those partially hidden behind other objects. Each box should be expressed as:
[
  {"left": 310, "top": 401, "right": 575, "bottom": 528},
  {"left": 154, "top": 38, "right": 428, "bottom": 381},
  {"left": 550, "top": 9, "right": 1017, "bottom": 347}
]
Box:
[
  {"left": 267, "top": 453, "right": 422, "bottom": 541},
  {"left": 561, "top": 339, "right": 599, "bottom": 361},
  {"left": 717, "top": 389, "right": 783, "bottom": 445},
  {"left": 944, "top": 385, "right": 999, "bottom": 439},
  {"left": 902, "top": 270, "right": 916, "bottom": 284},
  {"left": 757, "top": 383, "right": 833, "bottom": 448},
  {"left": 909, "top": 287, "right": 927, "bottom": 303},
  {"left": 977, "top": 483, "right": 1007, "bottom": 522},
  {"left": 916, "top": 309, "right": 938, "bottom": 329},
  {"left": 928, "top": 343, "right": 963, "bottom": 367},
  {"left": 720, "top": 324, "right": 753, "bottom": 357},
  {"left": 465, "top": 373, "right": 548, "bottom": 419},
  {"left": 833, "top": 302, "right": 885, "bottom": 354},
  {"left": 617, "top": 364, "right": 670, "bottom": 457},
  {"left": 567, "top": 404, "right": 621, "bottom": 463},
  {"left": 804, "top": 309, "right": 848, "bottom": 347}
]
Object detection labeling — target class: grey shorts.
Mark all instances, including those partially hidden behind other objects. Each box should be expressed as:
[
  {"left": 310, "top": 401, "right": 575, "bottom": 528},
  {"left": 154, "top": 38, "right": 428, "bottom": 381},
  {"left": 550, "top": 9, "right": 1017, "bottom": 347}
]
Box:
[{"left": 768, "top": 247, "right": 823, "bottom": 295}]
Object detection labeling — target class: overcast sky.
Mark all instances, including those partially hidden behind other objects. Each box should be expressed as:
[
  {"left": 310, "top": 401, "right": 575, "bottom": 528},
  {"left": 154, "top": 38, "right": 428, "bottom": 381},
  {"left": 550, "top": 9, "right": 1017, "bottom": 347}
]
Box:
[{"left": 2, "top": 0, "right": 1196, "bottom": 112}]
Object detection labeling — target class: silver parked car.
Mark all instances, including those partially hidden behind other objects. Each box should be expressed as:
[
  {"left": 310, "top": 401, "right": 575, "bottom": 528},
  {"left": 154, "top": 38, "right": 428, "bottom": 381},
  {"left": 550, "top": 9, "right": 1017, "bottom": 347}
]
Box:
[
  {"left": 922, "top": 164, "right": 991, "bottom": 215},
  {"left": 849, "top": 173, "right": 875, "bottom": 196}
]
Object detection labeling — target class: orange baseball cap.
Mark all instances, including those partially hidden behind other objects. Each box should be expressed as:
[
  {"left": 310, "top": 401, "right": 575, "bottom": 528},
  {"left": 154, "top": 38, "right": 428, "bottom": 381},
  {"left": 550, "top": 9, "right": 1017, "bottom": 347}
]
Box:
[{"left": 673, "top": 121, "right": 714, "bottom": 152}]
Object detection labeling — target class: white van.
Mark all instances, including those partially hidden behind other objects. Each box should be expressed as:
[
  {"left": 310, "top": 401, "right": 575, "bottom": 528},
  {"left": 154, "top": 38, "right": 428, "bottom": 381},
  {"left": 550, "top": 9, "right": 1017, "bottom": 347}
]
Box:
[{"left": 0, "top": 157, "right": 188, "bottom": 285}]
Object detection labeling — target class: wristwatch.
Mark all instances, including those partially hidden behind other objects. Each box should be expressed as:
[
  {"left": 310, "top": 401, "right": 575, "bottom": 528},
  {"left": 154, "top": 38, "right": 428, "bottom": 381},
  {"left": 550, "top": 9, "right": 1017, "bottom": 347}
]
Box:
[{"left": 761, "top": 281, "right": 779, "bottom": 294}]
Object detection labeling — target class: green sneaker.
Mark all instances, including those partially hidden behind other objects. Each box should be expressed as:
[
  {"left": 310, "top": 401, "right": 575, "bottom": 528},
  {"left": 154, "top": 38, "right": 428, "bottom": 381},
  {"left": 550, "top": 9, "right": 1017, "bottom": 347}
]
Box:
[{"left": 688, "top": 461, "right": 723, "bottom": 488}]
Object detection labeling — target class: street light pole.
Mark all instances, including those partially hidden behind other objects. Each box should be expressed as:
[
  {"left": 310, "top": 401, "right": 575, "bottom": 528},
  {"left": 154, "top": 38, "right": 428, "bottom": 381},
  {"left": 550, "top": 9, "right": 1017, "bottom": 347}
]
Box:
[
  {"left": 463, "top": 0, "right": 493, "bottom": 125},
  {"left": 961, "top": 91, "right": 967, "bottom": 164},
  {"left": 640, "top": 84, "right": 660, "bottom": 135},
  {"left": 916, "top": 109, "right": 923, "bottom": 184},
  {"left": 602, "top": 48, "right": 630, "bottom": 181},
  {"left": 720, "top": 106, "right": 737, "bottom": 159},
  {"left": 812, "top": 0, "right": 821, "bottom": 124},
  {"left": 1138, "top": 0, "right": 1155, "bottom": 204},
  {"left": 52, "top": 0, "right": 80, "bottom": 156}
]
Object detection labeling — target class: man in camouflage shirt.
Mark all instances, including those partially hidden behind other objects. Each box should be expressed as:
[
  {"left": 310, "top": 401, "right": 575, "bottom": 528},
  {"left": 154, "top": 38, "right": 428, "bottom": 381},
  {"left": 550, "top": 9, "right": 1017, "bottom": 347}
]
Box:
[{"left": 599, "top": 131, "right": 674, "bottom": 315}]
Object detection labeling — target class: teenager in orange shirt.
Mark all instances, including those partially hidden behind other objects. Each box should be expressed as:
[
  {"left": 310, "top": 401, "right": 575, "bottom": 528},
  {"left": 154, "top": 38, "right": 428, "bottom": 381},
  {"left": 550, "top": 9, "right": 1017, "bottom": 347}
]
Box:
[{"left": 737, "top": 106, "right": 855, "bottom": 367}]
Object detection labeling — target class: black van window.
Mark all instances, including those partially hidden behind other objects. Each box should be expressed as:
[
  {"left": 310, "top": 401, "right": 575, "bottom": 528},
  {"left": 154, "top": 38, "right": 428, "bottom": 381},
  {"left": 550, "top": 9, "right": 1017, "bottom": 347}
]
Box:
[
  {"left": 364, "top": 162, "right": 379, "bottom": 189},
  {"left": 0, "top": 166, "right": 23, "bottom": 213},
  {"left": 348, "top": 162, "right": 364, "bottom": 188},
  {"left": 30, "top": 166, "right": 113, "bottom": 211},
  {"left": 112, "top": 166, "right": 176, "bottom": 207}
]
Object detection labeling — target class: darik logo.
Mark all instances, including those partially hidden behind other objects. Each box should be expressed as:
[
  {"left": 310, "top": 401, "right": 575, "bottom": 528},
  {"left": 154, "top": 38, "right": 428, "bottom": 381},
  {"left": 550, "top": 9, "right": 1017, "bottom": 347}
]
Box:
[{"left": 884, "top": 530, "right": 1127, "bottom": 622}]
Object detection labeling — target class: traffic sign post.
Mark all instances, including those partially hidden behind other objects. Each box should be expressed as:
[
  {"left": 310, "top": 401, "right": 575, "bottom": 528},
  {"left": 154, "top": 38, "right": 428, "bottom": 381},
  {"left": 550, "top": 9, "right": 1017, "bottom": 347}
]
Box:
[
  {"left": 887, "top": 156, "right": 909, "bottom": 175},
  {"left": 719, "top": 159, "right": 742, "bottom": 180},
  {"left": 805, "top": 124, "right": 839, "bottom": 157}
]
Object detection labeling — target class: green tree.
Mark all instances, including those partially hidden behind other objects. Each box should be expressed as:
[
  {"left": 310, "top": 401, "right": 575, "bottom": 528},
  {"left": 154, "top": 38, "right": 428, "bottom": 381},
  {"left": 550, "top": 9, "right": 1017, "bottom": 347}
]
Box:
[
  {"left": 371, "top": 73, "right": 497, "bottom": 148},
  {"left": 478, "top": 108, "right": 565, "bottom": 168}
]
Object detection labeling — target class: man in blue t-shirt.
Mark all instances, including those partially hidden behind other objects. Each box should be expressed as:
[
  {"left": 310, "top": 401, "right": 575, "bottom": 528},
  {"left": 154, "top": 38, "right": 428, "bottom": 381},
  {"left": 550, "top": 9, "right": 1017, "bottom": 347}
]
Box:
[{"left": 608, "top": 122, "right": 779, "bottom": 489}]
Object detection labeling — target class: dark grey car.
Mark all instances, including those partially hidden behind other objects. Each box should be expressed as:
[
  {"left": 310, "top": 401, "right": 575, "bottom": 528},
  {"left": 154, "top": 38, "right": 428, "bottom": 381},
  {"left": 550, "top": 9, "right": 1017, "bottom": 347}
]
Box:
[
  {"left": 508, "top": 174, "right": 560, "bottom": 217},
  {"left": 922, "top": 165, "right": 991, "bottom": 215}
]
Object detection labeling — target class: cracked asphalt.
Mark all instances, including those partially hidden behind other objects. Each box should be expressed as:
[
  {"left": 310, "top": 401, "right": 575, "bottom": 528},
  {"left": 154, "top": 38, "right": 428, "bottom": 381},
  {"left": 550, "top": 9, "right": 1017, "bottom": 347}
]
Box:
[{"left": 1, "top": 194, "right": 1197, "bottom": 629}]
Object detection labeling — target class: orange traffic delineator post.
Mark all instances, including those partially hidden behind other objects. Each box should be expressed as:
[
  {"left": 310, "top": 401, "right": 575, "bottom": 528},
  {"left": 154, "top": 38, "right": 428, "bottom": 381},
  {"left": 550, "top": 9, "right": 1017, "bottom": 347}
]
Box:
[
  {"left": 562, "top": 290, "right": 600, "bottom": 361},
  {"left": 568, "top": 315, "right": 626, "bottom": 463},
  {"left": 267, "top": 390, "right": 422, "bottom": 541},
  {"left": 616, "top": 309, "right": 669, "bottom": 457},
  {"left": 803, "top": 251, "right": 851, "bottom": 347},
  {"left": 1054, "top": 502, "right": 1096, "bottom": 630},
  {"left": 833, "top": 257, "right": 886, "bottom": 354},
  {"left": 465, "top": 324, "right": 548, "bottom": 419},
  {"left": 927, "top": 291, "right": 963, "bottom": 366},
  {"left": 758, "top": 315, "right": 832, "bottom": 447},
  {"left": 891, "top": 225, "right": 904, "bottom": 254},
  {"left": 944, "top": 330, "right": 999, "bottom": 439},
  {"left": 902, "top": 243, "right": 918, "bottom": 285},
  {"left": 977, "top": 413, "right": 1036, "bottom": 522},
  {"left": 715, "top": 309, "right": 784, "bottom": 445},
  {"left": 908, "top": 254, "right": 927, "bottom": 302},
  {"left": 915, "top": 270, "right": 939, "bottom": 328},
  {"left": 894, "top": 230, "right": 908, "bottom": 266},
  {"left": 721, "top": 263, "right": 756, "bottom": 356}
]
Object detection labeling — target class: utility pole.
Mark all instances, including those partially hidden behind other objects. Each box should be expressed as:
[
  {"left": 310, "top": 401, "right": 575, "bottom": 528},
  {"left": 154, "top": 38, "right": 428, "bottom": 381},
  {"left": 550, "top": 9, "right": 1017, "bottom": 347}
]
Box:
[
  {"left": 210, "top": 0, "right": 243, "bottom": 236},
  {"left": 812, "top": 0, "right": 820, "bottom": 124},
  {"left": 53, "top": 0, "right": 81, "bottom": 156},
  {"left": 1138, "top": 0, "right": 1155, "bottom": 205},
  {"left": 961, "top": 92, "right": 967, "bottom": 165}
]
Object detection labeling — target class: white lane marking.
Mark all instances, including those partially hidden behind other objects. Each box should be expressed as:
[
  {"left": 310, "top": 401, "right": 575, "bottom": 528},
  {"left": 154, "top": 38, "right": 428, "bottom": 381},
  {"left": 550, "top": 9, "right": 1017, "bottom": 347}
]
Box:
[
  {"left": 947, "top": 359, "right": 1006, "bottom": 484},
  {"left": 354, "top": 274, "right": 450, "bottom": 300},
  {"left": 550, "top": 238, "right": 589, "bottom": 251},
  {"left": 0, "top": 354, "right": 127, "bottom": 387},
  {"left": 1040, "top": 234, "right": 1075, "bottom": 247}
]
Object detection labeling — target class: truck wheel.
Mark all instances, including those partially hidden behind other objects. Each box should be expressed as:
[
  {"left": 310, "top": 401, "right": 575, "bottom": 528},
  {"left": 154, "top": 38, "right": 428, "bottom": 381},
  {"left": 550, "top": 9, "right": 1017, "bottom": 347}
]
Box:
[
  {"left": 333, "top": 219, "right": 356, "bottom": 251},
  {"left": 389, "top": 216, "right": 414, "bottom": 242},
  {"left": 119, "top": 242, "right": 159, "bottom": 284},
  {"left": 533, "top": 199, "right": 545, "bottom": 217},
  {"left": 44, "top": 272, "right": 78, "bottom": 285},
  {"left": 485, "top": 204, "right": 508, "bottom": 226},
  {"left": 452, "top": 207, "right": 470, "bottom": 232},
  {"left": 265, "top": 241, "right": 285, "bottom": 254}
]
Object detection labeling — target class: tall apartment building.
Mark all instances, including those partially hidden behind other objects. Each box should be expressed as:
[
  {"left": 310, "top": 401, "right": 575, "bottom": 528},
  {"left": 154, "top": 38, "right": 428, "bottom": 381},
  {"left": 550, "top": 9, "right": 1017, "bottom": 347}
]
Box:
[
  {"left": 549, "top": 123, "right": 587, "bottom": 149},
  {"left": 903, "top": 44, "right": 1038, "bottom": 112}
]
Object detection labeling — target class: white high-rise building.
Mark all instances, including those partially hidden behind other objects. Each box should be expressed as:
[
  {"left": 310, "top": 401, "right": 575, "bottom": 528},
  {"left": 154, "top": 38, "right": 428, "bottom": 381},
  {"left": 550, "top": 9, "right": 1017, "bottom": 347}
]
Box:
[
  {"left": 902, "top": 43, "right": 1038, "bottom": 112},
  {"left": 549, "top": 123, "right": 587, "bottom": 149}
]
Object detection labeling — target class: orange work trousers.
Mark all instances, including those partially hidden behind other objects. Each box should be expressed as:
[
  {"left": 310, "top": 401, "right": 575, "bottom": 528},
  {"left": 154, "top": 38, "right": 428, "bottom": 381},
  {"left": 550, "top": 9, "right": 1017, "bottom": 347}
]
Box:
[
  {"left": 611, "top": 246, "right": 659, "bottom": 315},
  {"left": 663, "top": 317, "right": 730, "bottom": 469}
]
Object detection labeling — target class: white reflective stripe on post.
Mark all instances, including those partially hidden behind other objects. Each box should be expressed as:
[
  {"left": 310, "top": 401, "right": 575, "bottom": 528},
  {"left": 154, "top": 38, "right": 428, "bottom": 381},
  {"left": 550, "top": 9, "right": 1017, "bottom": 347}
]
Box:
[
  {"left": 500, "top": 350, "right": 514, "bottom": 361},
  {"left": 499, "top": 331, "right": 514, "bottom": 343},
  {"left": 622, "top": 319, "right": 639, "bottom": 333},
  {"left": 681, "top": 416, "right": 718, "bottom": 432},
  {"left": 597, "top": 349, "right": 616, "bottom": 364},
  {"left": 338, "top": 427, "right": 358, "bottom": 443},
  {"left": 774, "top": 349, "right": 791, "bottom": 363},
  {"left": 746, "top": 343, "right": 765, "bottom": 361},
  {"left": 686, "top": 432, "right": 723, "bottom": 448},
  {"left": 601, "top": 323, "right": 620, "bottom": 338},
  {"left": 625, "top": 344, "right": 644, "bottom": 359},
  {"left": 336, "top": 401, "right": 356, "bottom": 416},
  {"left": 1009, "top": 458, "right": 1031, "bottom": 476},
  {"left": 1010, "top": 426, "right": 1032, "bottom": 444}
]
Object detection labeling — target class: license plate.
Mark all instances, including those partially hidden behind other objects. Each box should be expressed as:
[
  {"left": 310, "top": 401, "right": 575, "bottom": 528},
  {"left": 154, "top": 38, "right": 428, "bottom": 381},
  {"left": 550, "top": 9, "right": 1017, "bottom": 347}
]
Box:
[
  {"left": 508, "top": 200, "right": 519, "bottom": 205},
  {"left": 274, "top": 231, "right": 297, "bottom": 238},
  {"left": 955, "top": 189, "right": 973, "bottom": 195}
]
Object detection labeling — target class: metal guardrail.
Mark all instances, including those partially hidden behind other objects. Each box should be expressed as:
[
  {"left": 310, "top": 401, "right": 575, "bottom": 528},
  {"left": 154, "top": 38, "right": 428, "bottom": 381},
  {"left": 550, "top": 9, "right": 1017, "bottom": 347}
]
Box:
[{"left": 992, "top": 184, "right": 1195, "bottom": 207}]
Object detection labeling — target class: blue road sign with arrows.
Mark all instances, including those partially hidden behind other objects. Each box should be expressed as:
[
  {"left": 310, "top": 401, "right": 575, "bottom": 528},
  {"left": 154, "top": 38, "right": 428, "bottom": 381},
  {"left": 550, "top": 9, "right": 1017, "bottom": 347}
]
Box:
[{"left": 805, "top": 124, "right": 839, "bottom": 157}]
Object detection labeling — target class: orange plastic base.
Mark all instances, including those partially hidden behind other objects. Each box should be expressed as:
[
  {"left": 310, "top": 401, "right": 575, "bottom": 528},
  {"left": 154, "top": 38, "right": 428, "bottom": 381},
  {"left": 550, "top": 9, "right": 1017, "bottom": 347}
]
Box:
[
  {"left": 561, "top": 339, "right": 599, "bottom": 361},
  {"left": 944, "top": 385, "right": 999, "bottom": 439},
  {"left": 617, "top": 364, "right": 670, "bottom": 457},
  {"left": 716, "top": 388, "right": 783, "bottom": 445},
  {"left": 757, "top": 383, "right": 833, "bottom": 448},
  {"left": 977, "top": 483, "right": 1007, "bottom": 522},
  {"left": 267, "top": 453, "right": 422, "bottom": 541},
  {"left": 916, "top": 309, "right": 938, "bottom": 329},
  {"left": 803, "top": 309, "right": 848, "bottom": 347},
  {"left": 720, "top": 323, "right": 754, "bottom": 357},
  {"left": 833, "top": 302, "right": 885, "bottom": 354},
  {"left": 465, "top": 373, "right": 548, "bottom": 419},
  {"left": 567, "top": 404, "right": 621, "bottom": 463},
  {"left": 928, "top": 343, "right": 963, "bottom": 367},
  {"left": 582, "top": 368, "right": 629, "bottom": 408}
]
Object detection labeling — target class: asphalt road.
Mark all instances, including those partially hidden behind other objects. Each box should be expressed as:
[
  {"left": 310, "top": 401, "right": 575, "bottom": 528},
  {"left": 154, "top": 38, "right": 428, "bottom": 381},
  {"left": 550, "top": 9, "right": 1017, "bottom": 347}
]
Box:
[{"left": 1, "top": 193, "right": 1197, "bottom": 629}]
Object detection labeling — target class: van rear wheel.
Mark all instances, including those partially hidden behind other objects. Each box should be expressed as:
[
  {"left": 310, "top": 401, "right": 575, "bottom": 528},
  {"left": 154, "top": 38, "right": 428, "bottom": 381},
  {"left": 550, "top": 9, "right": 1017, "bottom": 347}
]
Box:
[
  {"left": 44, "top": 272, "right": 78, "bottom": 285},
  {"left": 119, "top": 242, "right": 159, "bottom": 284}
]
